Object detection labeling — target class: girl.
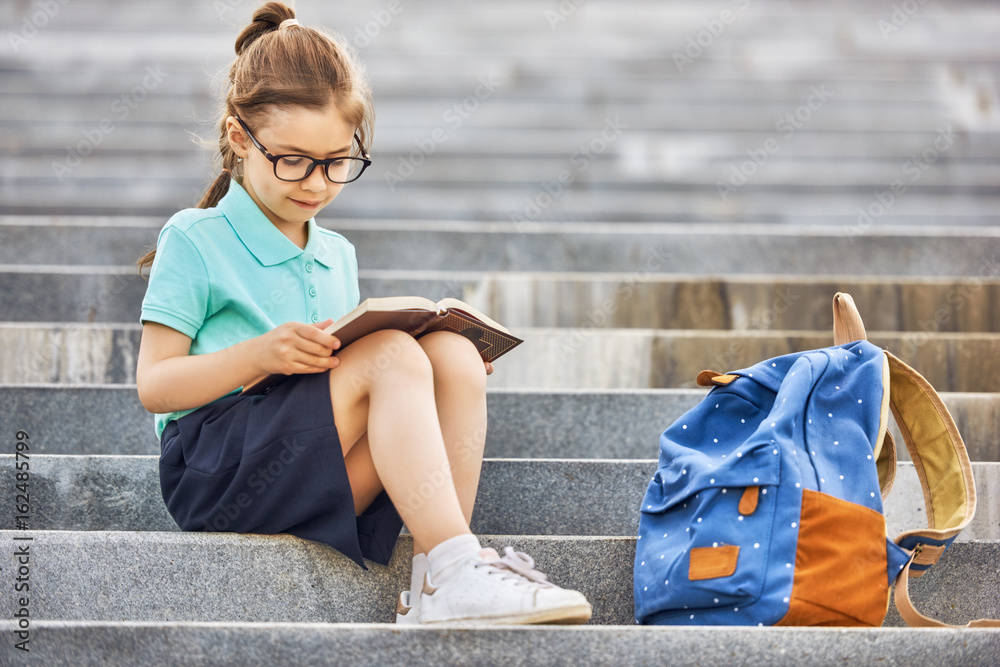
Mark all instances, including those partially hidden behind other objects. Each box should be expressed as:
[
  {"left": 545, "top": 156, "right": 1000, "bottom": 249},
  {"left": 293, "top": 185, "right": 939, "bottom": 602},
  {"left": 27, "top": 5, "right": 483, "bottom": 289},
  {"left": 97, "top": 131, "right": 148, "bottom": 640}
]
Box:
[{"left": 135, "top": 2, "right": 591, "bottom": 626}]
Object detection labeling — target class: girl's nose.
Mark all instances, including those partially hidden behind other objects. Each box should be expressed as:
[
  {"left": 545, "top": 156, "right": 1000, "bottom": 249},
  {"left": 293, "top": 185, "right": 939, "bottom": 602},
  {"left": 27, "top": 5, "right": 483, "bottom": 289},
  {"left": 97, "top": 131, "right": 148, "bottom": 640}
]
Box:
[{"left": 300, "top": 165, "right": 329, "bottom": 192}]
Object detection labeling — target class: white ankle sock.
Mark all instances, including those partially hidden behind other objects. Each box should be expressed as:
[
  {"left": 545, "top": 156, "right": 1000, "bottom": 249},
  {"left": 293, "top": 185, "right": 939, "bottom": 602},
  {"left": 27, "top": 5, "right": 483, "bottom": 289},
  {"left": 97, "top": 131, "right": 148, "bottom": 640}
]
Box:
[
  {"left": 410, "top": 553, "right": 429, "bottom": 606},
  {"left": 426, "top": 533, "right": 482, "bottom": 583}
]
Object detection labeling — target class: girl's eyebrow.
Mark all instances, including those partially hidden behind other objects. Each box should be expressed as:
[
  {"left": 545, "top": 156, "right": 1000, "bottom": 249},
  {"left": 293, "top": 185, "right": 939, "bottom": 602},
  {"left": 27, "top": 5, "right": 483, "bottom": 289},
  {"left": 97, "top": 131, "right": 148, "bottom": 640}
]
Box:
[{"left": 275, "top": 142, "right": 353, "bottom": 156}]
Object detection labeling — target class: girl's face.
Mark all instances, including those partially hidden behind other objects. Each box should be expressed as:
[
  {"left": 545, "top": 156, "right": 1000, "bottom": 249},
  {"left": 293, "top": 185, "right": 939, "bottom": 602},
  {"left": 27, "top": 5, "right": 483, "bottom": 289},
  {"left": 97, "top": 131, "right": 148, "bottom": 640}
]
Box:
[{"left": 227, "top": 104, "right": 357, "bottom": 234}]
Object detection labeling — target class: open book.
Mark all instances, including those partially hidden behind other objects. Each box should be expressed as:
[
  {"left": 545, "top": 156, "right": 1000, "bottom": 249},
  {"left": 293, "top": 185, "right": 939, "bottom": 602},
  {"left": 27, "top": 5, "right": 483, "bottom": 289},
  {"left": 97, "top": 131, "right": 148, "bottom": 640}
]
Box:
[{"left": 241, "top": 296, "right": 523, "bottom": 396}]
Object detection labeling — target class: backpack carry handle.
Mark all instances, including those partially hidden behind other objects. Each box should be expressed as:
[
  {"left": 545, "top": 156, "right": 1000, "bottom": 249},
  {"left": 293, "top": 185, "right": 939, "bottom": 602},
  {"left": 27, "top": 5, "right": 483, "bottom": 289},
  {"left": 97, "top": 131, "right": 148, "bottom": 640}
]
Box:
[
  {"left": 833, "top": 292, "right": 867, "bottom": 345},
  {"left": 832, "top": 293, "right": 897, "bottom": 496}
]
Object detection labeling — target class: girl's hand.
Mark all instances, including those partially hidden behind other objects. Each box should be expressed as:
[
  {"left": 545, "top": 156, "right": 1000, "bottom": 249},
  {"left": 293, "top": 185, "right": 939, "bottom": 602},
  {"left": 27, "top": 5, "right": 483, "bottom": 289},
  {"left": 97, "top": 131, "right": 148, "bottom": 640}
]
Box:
[{"left": 252, "top": 319, "right": 342, "bottom": 376}]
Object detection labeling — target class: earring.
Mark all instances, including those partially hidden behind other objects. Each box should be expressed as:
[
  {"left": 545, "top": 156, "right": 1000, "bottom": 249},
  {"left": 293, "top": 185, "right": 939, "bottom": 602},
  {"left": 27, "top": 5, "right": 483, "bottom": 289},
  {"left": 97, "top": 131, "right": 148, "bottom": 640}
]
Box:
[{"left": 237, "top": 157, "right": 243, "bottom": 163}]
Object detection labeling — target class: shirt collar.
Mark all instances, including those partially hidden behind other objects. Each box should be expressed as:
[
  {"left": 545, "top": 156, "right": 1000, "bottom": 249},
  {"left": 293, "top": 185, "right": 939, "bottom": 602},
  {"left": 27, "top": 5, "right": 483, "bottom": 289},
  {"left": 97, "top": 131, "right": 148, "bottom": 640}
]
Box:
[
  {"left": 302, "top": 220, "right": 341, "bottom": 268},
  {"left": 218, "top": 180, "right": 339, "bottom": 268}
]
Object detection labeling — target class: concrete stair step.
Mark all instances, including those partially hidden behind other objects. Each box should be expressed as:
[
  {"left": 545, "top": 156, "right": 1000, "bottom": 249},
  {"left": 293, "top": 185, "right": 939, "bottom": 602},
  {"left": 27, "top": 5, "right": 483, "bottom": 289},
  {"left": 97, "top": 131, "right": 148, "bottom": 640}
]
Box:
[
  {"left": 13, "top": 152, "right": 1000, "bottom": 190},
  {"left": 8, "top": 69, "right": 1000, "bottom": 111},
  {"left": 3, "top": 219, "right": 998, "bottom": 276},
  {"left": 1, "top": 455, "right": 995, "bottom": 540},
  {"left": 10, "top": 53, "right": 998, "bottom": 90},
  {"left": 4, "top": 0, "right": 998, "bottom": 35},
  {"left": 4, "top": 386, "right": 1000, "bottom": 461},
  {"left": 1, "top": 621, "right": 997, "bottom": 667},
  {"left": 0, "top": 531, "right": 995, "bottom": 627},
  {"left": 491, "top": 329, "right": 1000, "bottom": 395},
  {"left": 10, "top": 20, "right": 998, "bottom": 73},
  {"left": 4, "top": 267, "right": 1000, "bottom": 335},
  {"left": 495, "top": 330, "right": 1000, "bottom": 395},
  {"left": 10, "top": 122, "right": 1000, "bottom": 159},
  {"left": 5, "top": 183, "right": 999, "bottom": 222},
  {"left": 4, "top": 323, "right": 999, "bottom": 392},
  {"left": 6, "top": 94, "right": 971, "bottom": 134},
  {"left": 9, "top": 22, "right": 999, "bottom": 79}
]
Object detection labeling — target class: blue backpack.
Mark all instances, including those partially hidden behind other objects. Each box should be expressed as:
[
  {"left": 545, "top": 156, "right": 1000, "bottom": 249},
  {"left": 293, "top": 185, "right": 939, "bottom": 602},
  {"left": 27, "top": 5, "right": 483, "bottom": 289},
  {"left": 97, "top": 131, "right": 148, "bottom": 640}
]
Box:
[{"left": 634, "top": 293, "right": 995, "bottom": 627}]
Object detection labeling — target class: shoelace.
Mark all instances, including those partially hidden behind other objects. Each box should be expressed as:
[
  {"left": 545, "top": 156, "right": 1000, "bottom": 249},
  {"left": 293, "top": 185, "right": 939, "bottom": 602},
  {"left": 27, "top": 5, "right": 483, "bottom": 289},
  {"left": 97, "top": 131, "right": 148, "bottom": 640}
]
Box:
[{"left": 475, "top": 546, "right": 554, "bottom": 588}]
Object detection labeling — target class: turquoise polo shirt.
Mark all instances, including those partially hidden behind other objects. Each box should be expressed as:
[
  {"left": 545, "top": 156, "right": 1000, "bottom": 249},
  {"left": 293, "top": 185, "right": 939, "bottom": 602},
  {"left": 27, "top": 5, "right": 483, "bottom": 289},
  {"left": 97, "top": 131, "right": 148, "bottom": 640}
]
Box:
[{"left": 140, "top": 180, "right": 360, "bottom": 438}]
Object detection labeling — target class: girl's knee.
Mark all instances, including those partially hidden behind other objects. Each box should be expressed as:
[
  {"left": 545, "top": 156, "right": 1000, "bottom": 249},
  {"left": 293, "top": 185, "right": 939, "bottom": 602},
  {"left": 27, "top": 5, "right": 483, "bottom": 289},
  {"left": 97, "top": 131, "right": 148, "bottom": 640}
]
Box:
[
  {"left": 337, "top": 329, "right": 432, "bottom": 387},
  {"left": 419, "top": 331, "right": 487, "bottom": 390}
]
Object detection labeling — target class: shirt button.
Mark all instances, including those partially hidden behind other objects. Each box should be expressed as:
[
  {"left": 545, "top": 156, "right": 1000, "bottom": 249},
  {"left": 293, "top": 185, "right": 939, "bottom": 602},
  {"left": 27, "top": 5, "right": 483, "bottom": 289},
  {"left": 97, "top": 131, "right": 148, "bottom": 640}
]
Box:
[
  {"left": 311, "top": 313, "right": 319, "bottom": 323},
  {"left": 305, "top": 263, "right": 313, "bottom": 273},
  {"left": 309, "top": 287, "right": 317, "bottom": 297}
]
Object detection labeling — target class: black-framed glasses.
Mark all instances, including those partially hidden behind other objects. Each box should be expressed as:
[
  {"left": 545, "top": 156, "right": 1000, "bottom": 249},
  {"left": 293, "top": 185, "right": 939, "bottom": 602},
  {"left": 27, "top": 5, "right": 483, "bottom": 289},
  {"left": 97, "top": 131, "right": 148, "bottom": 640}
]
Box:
[{"left": 235, "top": 116, "right": 372, "bottom": 184}]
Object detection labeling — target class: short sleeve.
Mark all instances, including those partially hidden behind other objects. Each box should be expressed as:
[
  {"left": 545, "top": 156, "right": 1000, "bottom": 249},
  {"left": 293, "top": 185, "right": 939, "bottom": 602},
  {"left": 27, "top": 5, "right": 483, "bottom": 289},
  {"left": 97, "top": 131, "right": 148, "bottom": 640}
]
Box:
[{"left": 140, "top": 225, "right": 210, "bottom": 339}]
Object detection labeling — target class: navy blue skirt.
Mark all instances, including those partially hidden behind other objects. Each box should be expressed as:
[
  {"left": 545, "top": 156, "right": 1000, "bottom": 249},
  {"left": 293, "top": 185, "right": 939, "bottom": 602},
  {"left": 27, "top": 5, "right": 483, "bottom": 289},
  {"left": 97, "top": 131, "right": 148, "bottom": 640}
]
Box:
[{"left": 159, "top": 370, "right": 403, "bottom": 568}]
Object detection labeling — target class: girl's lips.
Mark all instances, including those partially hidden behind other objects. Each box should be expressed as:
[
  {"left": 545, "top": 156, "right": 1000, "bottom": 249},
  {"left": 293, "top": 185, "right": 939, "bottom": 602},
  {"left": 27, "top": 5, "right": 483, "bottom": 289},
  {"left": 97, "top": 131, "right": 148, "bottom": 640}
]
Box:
[{"left": 291, "top": 198, "right": 323, "bottom": 209}]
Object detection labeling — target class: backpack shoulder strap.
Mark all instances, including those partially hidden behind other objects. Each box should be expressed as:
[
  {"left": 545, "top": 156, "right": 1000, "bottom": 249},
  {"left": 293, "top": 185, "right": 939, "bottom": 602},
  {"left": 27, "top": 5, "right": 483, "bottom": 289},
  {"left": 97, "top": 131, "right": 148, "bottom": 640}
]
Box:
[
  {"left": 884, "top": 350, "right": 999, "bottom": 627},
  {"left": 832, "top": 293, "right": 993, "bottom": 626}
]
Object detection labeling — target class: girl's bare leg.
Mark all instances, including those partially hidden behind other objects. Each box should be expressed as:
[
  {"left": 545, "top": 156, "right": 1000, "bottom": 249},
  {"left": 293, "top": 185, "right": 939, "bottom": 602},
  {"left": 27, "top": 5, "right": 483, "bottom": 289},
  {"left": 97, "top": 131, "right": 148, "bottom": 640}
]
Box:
[
  {"left": 329, "top": 329, "right": 476, "bottom": 552},
  {"left": 410, "top": 331, "right": 488, "bottom": 555}
]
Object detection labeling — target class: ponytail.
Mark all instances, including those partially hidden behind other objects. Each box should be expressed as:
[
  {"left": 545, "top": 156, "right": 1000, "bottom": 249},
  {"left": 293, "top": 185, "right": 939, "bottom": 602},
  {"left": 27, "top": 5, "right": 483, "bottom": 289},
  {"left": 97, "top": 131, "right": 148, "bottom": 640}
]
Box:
[
  {"left": 138, "top": 1, "right": 372, "bottom": 278},
  {"left": 198, "top": 171, "right": 233, "bottom": 210}
]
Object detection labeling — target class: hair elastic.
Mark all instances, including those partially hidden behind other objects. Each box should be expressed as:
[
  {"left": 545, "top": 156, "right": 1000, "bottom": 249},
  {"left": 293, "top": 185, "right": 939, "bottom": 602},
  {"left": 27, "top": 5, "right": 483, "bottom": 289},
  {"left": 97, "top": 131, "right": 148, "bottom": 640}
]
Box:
[{"left": 279, "top": 18, "right": 300, "bottom": 30}]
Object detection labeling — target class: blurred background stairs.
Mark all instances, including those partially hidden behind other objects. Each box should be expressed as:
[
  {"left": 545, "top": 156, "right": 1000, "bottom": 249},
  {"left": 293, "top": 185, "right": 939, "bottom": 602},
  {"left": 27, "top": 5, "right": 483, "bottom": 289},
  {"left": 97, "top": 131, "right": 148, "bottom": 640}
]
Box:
[{"left": 0, "top": 0, "right": 998, "bottom": 664}]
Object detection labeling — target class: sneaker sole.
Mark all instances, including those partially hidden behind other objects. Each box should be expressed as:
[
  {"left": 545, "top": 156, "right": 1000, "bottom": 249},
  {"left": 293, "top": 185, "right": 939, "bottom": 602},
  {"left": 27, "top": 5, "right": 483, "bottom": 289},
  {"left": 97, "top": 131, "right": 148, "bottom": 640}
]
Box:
[{"left": 421, "top": 603, "right": 592, "bottom": 626}]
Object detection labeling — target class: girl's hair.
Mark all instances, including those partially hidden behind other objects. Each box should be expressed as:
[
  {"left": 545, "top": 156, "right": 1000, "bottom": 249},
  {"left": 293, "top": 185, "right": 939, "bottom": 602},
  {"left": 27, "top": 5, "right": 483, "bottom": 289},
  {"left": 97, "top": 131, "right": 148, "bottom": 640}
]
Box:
[{"left": 138, "top": 2, "right": 373, "bottom": 276}]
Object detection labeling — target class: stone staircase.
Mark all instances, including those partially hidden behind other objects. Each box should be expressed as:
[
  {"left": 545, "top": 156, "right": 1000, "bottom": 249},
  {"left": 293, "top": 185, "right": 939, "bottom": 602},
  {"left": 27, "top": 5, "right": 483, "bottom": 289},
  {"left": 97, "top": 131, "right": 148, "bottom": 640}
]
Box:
[{"left": 1, "top": 0, "right": 999, "bottom": 664}]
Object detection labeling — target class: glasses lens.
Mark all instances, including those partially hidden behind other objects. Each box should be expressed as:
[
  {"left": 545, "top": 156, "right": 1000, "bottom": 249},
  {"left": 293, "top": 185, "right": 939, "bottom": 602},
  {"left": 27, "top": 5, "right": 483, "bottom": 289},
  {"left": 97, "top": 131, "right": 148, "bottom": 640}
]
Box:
[
  {"left": 275, "top": 156, "right": 313, "bottom": 181},
  {"left": 326, "top": 158, "right": 365, "bottom": 183}
]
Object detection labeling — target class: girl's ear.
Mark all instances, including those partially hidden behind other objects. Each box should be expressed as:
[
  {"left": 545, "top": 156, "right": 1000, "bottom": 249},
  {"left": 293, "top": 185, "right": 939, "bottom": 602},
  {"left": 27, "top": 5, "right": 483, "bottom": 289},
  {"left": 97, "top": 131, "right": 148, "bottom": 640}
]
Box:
[{"left": 225, "top": 116, "right": 250, "bottom": 158}]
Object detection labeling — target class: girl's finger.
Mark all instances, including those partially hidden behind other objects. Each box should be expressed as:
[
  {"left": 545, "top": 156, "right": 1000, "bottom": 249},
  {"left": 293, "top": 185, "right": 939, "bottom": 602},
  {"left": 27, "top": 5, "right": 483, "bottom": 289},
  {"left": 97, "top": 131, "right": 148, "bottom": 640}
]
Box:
[
  {"left": 299, "top": 326, "right": 339, "bottom": 351},
  {"left": 301, "top": 338, "right": 336, "bottom": 359},
  {"left": 286, "top": 354, "right": 337, "bottom": 374}
]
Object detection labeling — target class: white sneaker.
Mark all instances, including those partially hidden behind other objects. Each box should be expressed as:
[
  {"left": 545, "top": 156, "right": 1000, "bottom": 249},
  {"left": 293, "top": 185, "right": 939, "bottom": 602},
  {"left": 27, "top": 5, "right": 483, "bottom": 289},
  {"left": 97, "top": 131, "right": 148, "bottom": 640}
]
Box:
[
  {"left": 419, "top": 546, "right": 592, "bottom": 625},
  {"left": 395, "top": 590, "right": 419, "bottom": 625}
]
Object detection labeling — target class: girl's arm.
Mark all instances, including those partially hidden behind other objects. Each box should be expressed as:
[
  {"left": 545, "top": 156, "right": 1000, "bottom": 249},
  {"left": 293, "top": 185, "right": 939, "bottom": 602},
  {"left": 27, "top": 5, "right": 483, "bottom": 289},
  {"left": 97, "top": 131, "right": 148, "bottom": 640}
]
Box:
[{"left": 136, "top": 319, "right": 340, "bottom": 414}]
